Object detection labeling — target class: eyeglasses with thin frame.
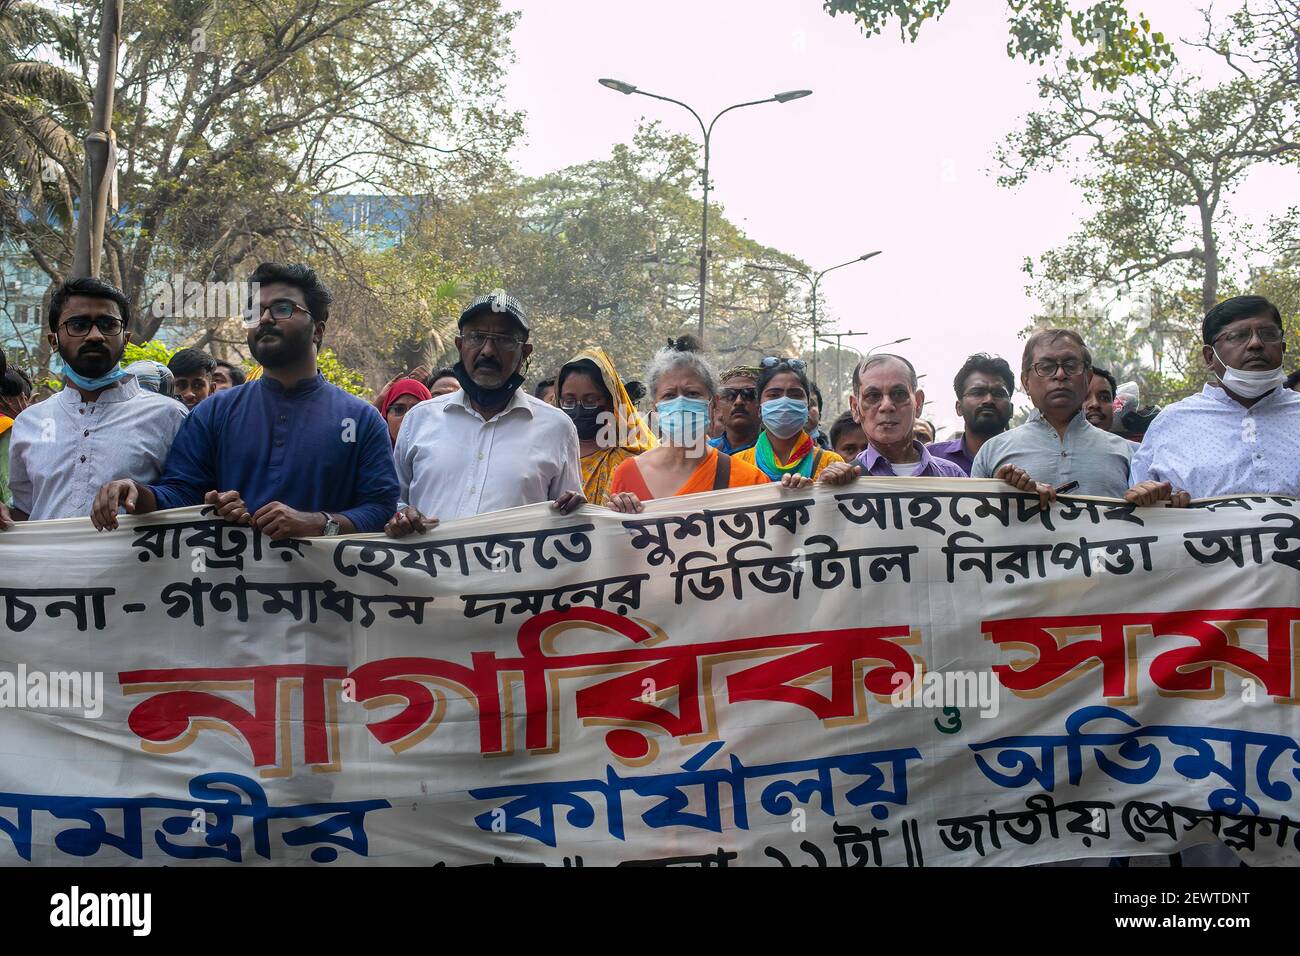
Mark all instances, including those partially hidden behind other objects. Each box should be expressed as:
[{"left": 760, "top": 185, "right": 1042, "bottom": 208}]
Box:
[
  {"left": 1029, "top": 359, "right": 1086, "bottom": 378},
  {"left": 60, "top": 316, "right": 125, "bottom": 337},
  {"left": 721, "top": 387, "right": 758, "bottom": 403},
  {"left": 462, "top": 330, "right": 525, "bottom": 351},
  {"left": 963, "top": 385, "right": 1011, "bottom": 401},
  {"left": 859, "top": 386, "right": 912, "bottom": 408},
  {"left": 759, "top": 356, "right": 806, "bottom": 373},
  {"left": 1213, "top": 325, "right": 1284, "bottom": 348},
  {"left": 244, "top": 299, "right": 312, "bottom": 324}
]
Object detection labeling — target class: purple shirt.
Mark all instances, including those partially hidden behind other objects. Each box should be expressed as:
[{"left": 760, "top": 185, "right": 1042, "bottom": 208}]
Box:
[
  {"left": 854, "top": 440, "right": 967, "bottom": 478},
  {"left": 926, "top": 435, "right": 974, "bottom": 476}
]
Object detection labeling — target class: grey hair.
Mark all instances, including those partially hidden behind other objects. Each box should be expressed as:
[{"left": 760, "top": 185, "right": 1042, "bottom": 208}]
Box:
[
  {"left": 852, "top": 353, "right": 918, "bottom": 391},
  {"left": 646, "top": 342, "right": 718, "bottom": 400}
]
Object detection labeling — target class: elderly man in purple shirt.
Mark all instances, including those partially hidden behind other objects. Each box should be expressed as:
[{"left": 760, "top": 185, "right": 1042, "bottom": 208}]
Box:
[{"left": 820, "top": 353, "right": 966, "bottom": 485}]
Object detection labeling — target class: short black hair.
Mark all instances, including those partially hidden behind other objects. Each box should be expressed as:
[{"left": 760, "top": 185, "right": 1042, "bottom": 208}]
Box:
[
  {"left": 426, "top": 367, "right": 458, "bottom": 389},
  {"left": 248, "top": 262, "right": 332, "bottom": 324},
  {"left": 1, "top": 364, "right": 32, "bottom": 398},
  {"left": 214, "top": 359, "right": 246, "bottom": 386},
  {"left": 808, "top": 380, "right": 824, "bottom": 411},
  {"left": 168, "top": 347, "right": 217, "bottom": 378},
  {"left": 1286, "top": 368, "right": 1300, "bottom": 391},
  {"left": 757, "top": 360, "right": 811, "bottom": 398},
  {"left": 1203, "top": 295, "right": 1282, "bottom": 345},
  {"left": 829, "top": 410, "right": 863, "bottom": 449},
  {"left": 1090, "top": 365, "right": 1118, "bottom": 395},
  {"left": 533, "top": 377, "right": 555, "bottom": 398},
  {"left": 47, "top": 276, "right": 131, "bottom": 332},
  {"left": 953, "top": 353, "right": 1015, "bottom": 397}
]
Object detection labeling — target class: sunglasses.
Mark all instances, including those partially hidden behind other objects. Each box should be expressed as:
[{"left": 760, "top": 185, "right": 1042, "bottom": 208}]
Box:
[
  {"left": 721, "top": 387, "right": 758, "bottom": 403},
  {"left": 759, "top": 357, "right": 807, "bottom": 373}
]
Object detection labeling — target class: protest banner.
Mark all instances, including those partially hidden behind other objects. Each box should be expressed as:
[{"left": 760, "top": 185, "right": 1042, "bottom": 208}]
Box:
[{"left": 1, "top": 479, "right": 1297, "bottom": 866}]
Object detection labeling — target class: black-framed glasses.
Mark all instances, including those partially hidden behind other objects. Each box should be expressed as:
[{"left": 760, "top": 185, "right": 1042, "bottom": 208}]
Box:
[
  {"left": 60, "top": 316, "right": 125, "bottom": 337},
  {"left": 721, "top": 387, "right": 758, "bottom": 403},
  {"left": 963, "top": 386, "right": 1011, "bottom": 401},
  {"left": 559, "top": 399, "right": 604, "bottom": 410},
  {"left": 1213, "top": 325, "right": 1284, "bottom": 348},
  {"left": 244, "top": 299, "right": 312, "bottom": 323},
  {"left": 760, "top": 356, "right": 806, "bottom": 373},
  {"left": 1029, "top": 359, "right": 1085, "bottom": 378},
  {"left": 462, "top": 330, "right": 525, "bottom": 351}
]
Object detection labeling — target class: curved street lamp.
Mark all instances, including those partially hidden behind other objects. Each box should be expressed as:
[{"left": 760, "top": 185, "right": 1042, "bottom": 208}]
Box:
[
  {"left": 748, "top": 250, "right": 881, "bottom": 383},
  {"left": 599, "top": 79, "right": 813, "bottom": 346}
]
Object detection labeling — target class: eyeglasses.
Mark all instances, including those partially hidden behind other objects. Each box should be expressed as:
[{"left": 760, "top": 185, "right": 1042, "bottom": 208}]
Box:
[
  {"left": 759, "top": 356, "right": 806, "bottom": 373},
  {"left": 1213, "top": 325, "right": 1284, "bottom": 348},
  {"left": 963, "top": 386, "right": 1011, "bottom": 401},
  {"left": 1029, "top": 359, "right": 1085, "bottom": 378},
  {"left": 721, "top": 387, "right": 758, "bottom": 403},
  {"left": 559, "top": 399, "right": 604, "bottom": 410},
  {"left": 60, "top": 316, "right": 125, "bottom": 337},
  {"left": 462, "top": 330, "right": 526, "bottom": 351},
  {"left": 858, "top": 386, "right": 912, "bottom": 407},
  {"left": 244, "top": 299, "right": 312, "bottom": 324}
]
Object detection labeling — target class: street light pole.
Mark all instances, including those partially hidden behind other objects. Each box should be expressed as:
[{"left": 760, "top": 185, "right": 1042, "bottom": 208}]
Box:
[
  {"left": 817, "top": 331, "right": 870, "bottom": 414},
  {"left": 749, "top": 250, "right": 880, "bottom": 384},
  {"left": 600, "top": 79, "right": 812, "bottom": 347}
]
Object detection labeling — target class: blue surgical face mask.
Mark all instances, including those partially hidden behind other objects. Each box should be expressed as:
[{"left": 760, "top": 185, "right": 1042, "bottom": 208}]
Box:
[
  {"left": 761, "top": 396, "right": 808, "bottom": 440},
  {"left": 62, "top": 361, "right": 129, "bottom": 392},
  {"left": 655, "top": 395, "right": 710, "bottom": 445}
]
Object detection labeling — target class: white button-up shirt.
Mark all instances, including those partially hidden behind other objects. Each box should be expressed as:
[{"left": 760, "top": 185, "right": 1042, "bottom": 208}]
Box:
[
  {"left": 1129, "top": 384, "right": 1300, "bottom": 498},
  {"left": 394, "top": 387, "right": 581, "bottom": 521},
  {"left": 8, "top": 375, "right": 189, "bottom": 520}
]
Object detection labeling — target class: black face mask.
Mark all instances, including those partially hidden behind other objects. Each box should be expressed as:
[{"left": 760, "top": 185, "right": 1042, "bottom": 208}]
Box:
[
  {"left": 564, "top": 405, "right": 603, "bottom": 440},
  {"left": 453, "top": 360, "right": 524, "bottom": 409}
]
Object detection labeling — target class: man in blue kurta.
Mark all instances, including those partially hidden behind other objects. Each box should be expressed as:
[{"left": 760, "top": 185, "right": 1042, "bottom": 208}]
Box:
[{"left": 91, "top": 263, "right": 397, "bottom": 537}]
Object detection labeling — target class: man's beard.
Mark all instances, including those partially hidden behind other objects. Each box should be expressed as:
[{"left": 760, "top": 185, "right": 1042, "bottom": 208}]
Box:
[
  {"left": 250, "top": 325, "right": 313, "bottom": 368},
  {"left": 63, "top": 341, "right": 121, "bottom": 378},
  {"left": 967, "top": 408, "right": 1011, "bottom": 436}
]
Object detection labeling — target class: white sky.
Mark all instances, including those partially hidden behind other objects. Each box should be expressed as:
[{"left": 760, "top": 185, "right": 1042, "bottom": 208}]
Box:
[{"left": 501, "top": 0, "right": 1298, "bottom": 433}]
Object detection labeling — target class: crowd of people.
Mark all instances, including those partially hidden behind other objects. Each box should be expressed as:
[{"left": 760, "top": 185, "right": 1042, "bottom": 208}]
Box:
[{"left": 1, "top": 264, "right": 1298, "bottom": 536}]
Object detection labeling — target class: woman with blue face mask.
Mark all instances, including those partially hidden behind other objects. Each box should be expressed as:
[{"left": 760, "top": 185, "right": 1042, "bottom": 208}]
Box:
[
  {"left": 607, "top": 338, "right": 814, "bottom": 514},
  {"left": 734, "top": 358, "right": 844, "bottom": 481}
]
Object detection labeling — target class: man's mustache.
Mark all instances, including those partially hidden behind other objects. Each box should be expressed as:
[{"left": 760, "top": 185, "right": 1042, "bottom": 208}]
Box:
[{"left": 474, "top": 359, "right": 502, "bottom": 372}]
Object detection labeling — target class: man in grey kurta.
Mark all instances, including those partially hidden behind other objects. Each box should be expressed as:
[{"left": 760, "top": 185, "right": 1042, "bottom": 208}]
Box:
[{"left": 970, "top": 328, "right": 1177, "bottom": 506}]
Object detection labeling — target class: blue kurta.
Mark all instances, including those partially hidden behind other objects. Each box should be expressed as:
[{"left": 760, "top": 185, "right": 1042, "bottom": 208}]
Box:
[{"left": 148, "top": 374, "right": 398, "bottom": 532}]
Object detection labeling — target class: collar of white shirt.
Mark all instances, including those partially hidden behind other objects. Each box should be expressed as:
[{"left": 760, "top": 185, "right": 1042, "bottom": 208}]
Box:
[
  {"left": 1200, "top": 382, "right": 1292, "bottom": 411},
  {"left": 58, "top": 373, "right": 141, "bottom": 406},
  {"left": 444, "top": 384, "right": 536, "bottom": 423}
]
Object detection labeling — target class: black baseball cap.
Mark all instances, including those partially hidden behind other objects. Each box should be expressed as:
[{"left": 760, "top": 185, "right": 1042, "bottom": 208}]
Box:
[{"left": 458, "top": 291, "right": 530, "bottom": 334}]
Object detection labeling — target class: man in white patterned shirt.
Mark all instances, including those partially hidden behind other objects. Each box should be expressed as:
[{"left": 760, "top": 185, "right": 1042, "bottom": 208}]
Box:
[
  {"left": 1, "top": 278, "right": 187, "bottom": 526},
  {"left": 1131, "top": 296, "right": 1300, "bottom": 500}
]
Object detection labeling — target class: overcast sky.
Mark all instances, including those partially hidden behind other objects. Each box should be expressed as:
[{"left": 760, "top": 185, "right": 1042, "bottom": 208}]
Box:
[{"left": 501, "top": 1, "right": 1297, "bottom": 433}]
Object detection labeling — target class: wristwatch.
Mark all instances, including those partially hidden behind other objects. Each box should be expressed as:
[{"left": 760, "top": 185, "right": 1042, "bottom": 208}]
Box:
[{"left": 321, "top": 513, "right": 341, "bottom": 536}]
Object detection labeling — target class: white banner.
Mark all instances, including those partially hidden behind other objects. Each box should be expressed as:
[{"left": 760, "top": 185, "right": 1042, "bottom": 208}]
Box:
[{"left": 1, "top": 479, "right": 1298, "bottom": 866}]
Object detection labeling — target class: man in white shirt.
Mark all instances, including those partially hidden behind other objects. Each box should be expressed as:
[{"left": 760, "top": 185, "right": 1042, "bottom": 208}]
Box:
[
  {"left": 386, "top": 291, "right": 583, "bottom": 536},
  {"left": 1, "top": 277, "right": 187, "bottom": 526},
  {"left": 1131, "top": 295, "right": 1300, "bottom": 499}
]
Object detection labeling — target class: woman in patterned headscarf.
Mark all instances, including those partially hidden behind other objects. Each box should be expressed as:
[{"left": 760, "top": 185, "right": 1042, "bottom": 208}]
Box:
[{"left": 556, "top": 347, "right": 656, "bottom": 505}]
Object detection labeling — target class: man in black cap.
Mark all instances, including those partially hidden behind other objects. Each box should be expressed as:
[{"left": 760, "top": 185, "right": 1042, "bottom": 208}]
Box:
[{"left": 386, "top": 290, "right": 584, "bottom": 536}]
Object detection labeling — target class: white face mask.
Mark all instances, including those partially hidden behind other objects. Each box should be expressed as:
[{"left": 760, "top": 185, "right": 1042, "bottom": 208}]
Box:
[{"left": 1212, "top": 348, "right": 1286, "bottom": 399}]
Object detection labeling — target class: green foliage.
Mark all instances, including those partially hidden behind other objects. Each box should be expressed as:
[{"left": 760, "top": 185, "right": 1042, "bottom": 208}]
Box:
[
  {"left": 824, "top": 0, "right": 1175, "bottom": 89},
  {"left": 120, "top": 340, "right": 176, "bottom": 368},
  {"left": 317, "top": 347, "right": 368, "bottom": 398}
]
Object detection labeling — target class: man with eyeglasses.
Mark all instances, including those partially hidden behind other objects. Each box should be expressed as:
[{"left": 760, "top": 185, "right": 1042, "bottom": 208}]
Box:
[
  {"left": 385, "top": 291, "right": 583, "bottom": 537},
  {"left": 90, "top": 262, "right": 398, "bottom": 538},
  {"left": 970, "top": 329, "right": 1179, "bottom": 506},
  {"left": 1131, "top": 295, "right": 1300, "bottom": 499},
  {"left": 708, "top": 365, "right": 762, "bottom": 455},
  {"left": 927, "top": 353, "right": 1016, "bottom": 475},
  {"left": 0, "top": 277, "right": 187, "bottom": 527}
]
